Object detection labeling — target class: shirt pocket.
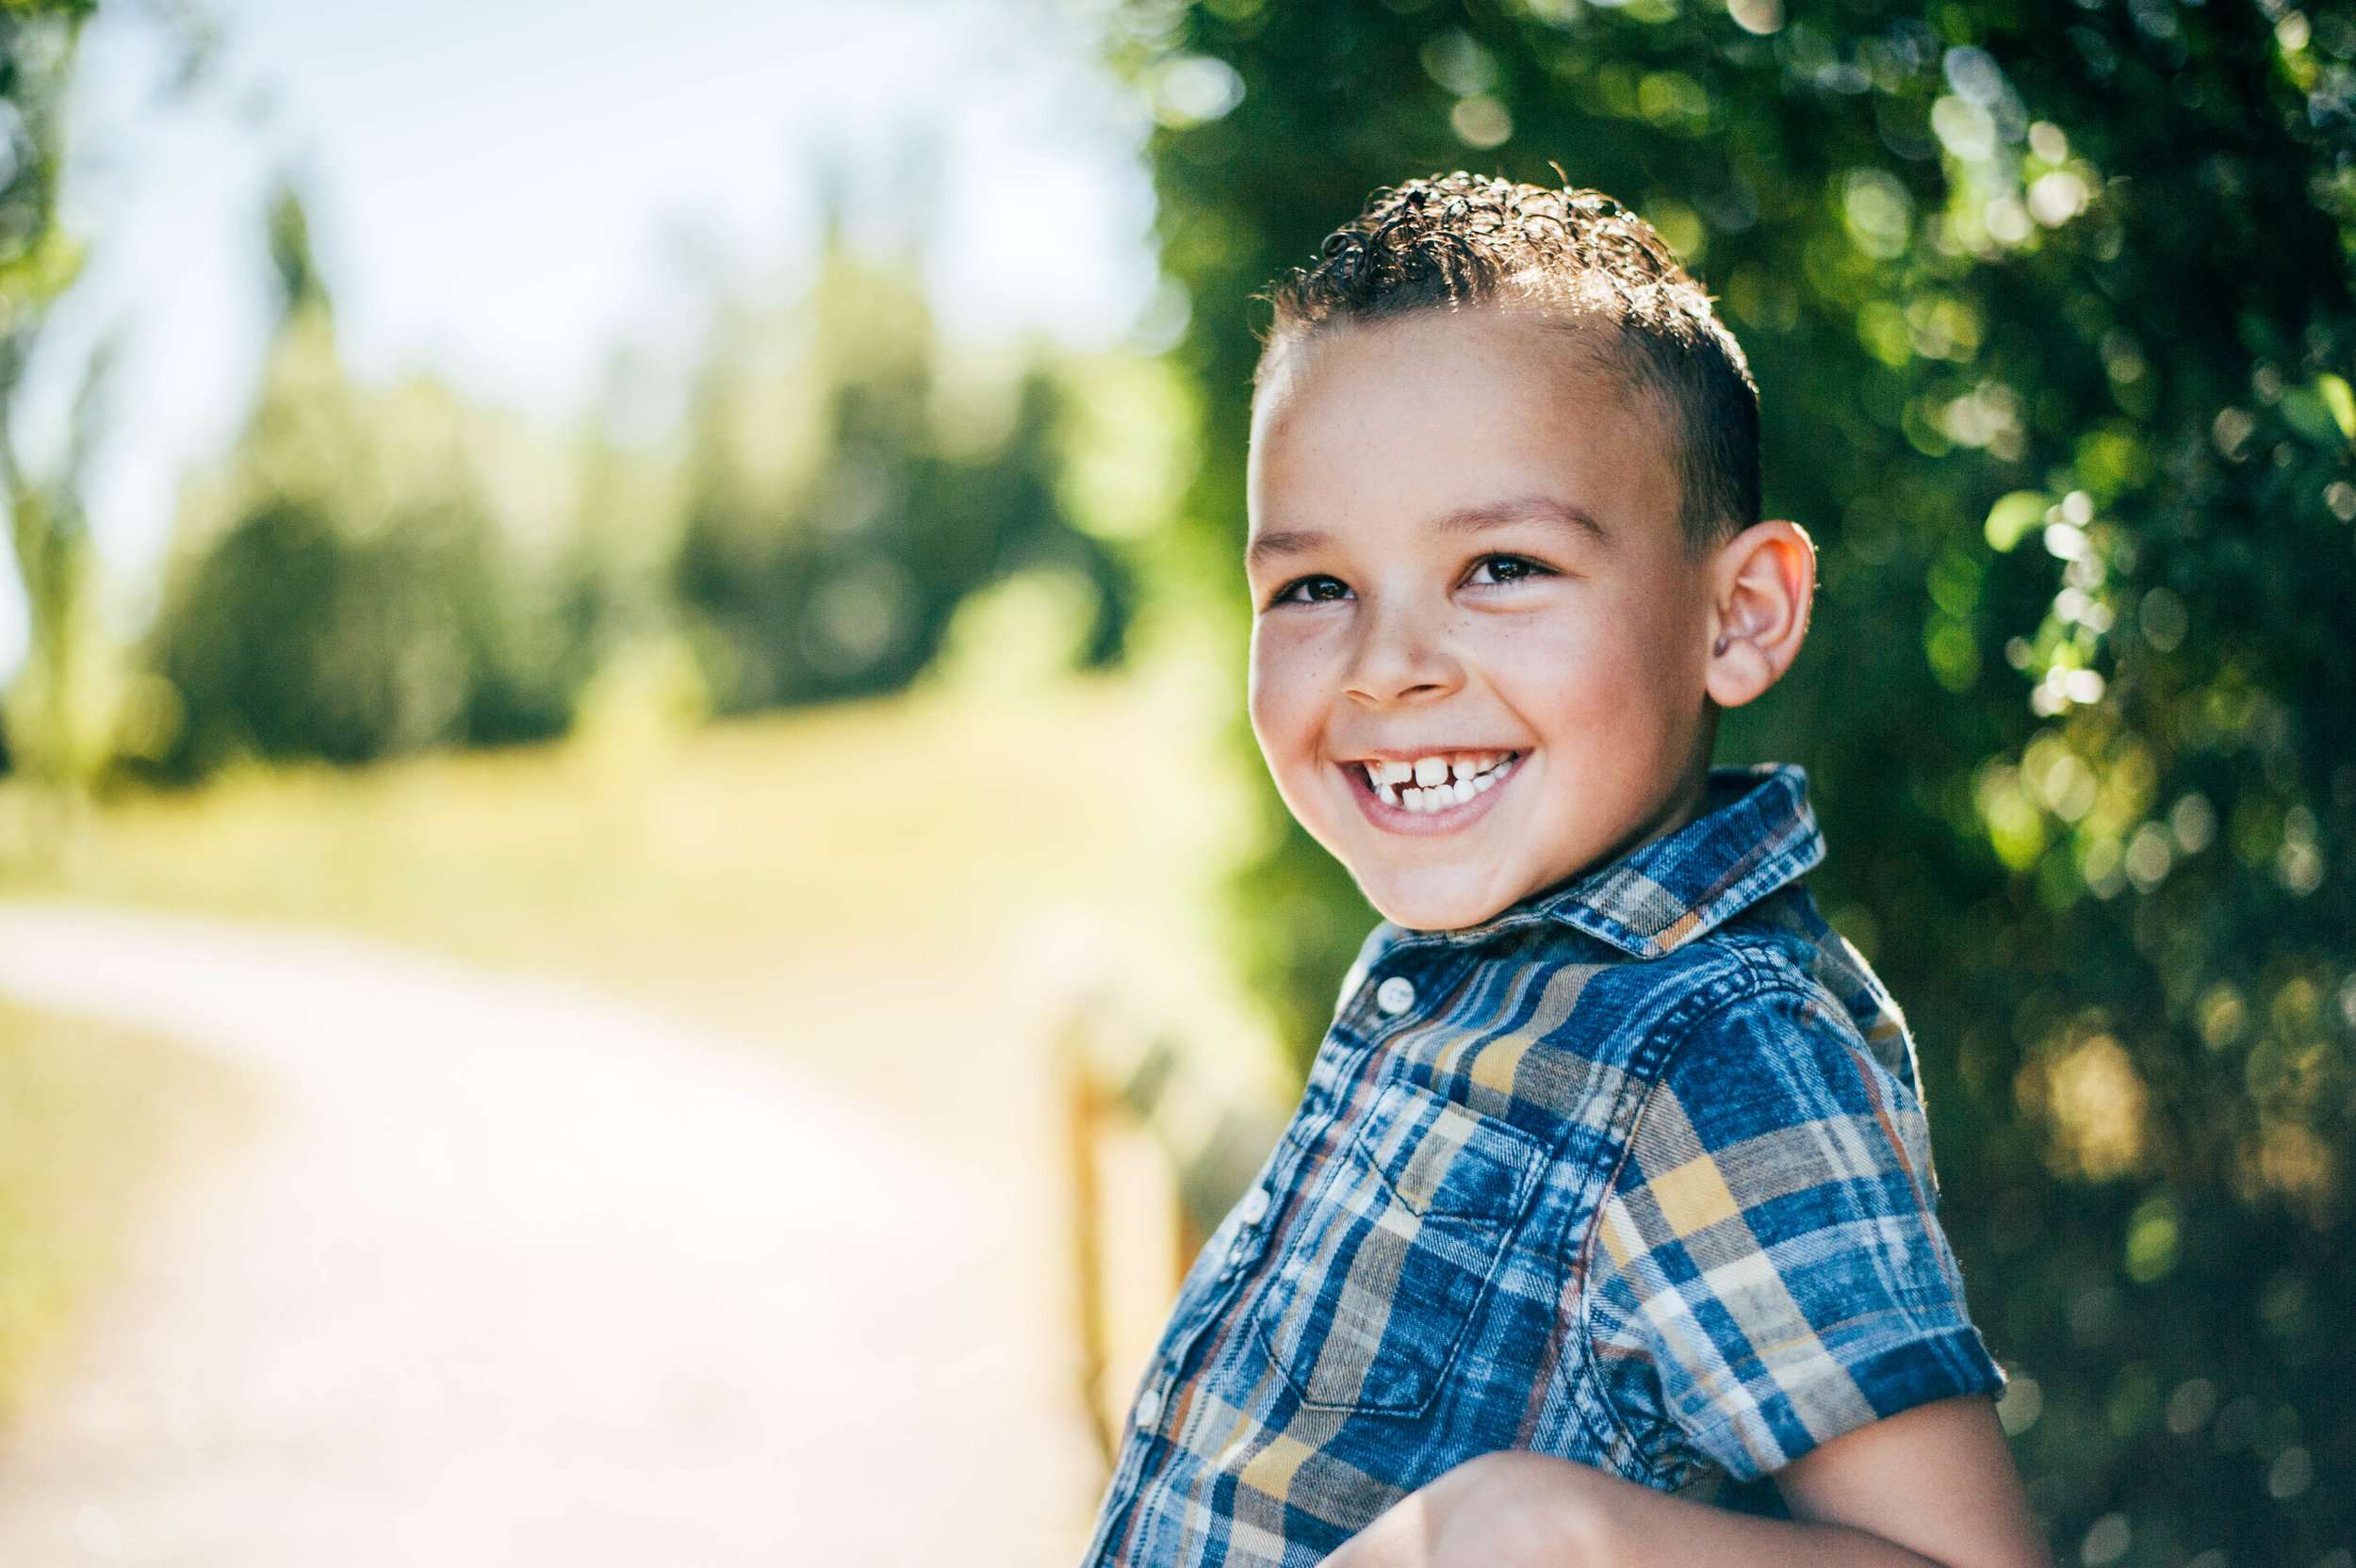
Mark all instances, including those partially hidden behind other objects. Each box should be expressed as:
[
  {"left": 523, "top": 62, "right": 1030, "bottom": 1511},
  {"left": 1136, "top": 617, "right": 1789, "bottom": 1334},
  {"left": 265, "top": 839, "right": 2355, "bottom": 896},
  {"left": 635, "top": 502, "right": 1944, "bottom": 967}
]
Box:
[{"left": 1253, "top": 1079, "right": 1548, "bottom": 1417}]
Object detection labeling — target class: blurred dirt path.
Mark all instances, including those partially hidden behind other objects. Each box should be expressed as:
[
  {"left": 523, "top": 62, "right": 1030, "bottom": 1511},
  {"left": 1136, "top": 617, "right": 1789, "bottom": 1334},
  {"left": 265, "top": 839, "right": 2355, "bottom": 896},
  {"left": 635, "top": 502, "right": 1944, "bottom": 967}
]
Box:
[{"left": 0, "top": 904, "right": 1101, "bottom": 1568}]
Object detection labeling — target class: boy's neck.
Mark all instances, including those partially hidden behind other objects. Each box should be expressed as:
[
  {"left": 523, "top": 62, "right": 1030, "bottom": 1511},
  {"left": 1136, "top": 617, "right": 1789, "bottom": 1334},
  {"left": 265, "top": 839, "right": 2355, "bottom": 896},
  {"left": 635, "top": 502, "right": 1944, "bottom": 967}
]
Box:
[
  {"left": 1584, "top": 702, "right": 1724, "bottom": 877},
  {"left": 1590, "top": 760, "right": 1715, "bottom": 881}
]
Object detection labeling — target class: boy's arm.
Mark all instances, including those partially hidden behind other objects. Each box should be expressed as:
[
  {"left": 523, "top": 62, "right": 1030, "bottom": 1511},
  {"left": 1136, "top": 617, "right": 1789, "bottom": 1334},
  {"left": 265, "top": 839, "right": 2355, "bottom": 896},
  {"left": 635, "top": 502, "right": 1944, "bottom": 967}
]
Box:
[{"left": 1325, "top": 1395, "right": 2052, "bottom": 1568}]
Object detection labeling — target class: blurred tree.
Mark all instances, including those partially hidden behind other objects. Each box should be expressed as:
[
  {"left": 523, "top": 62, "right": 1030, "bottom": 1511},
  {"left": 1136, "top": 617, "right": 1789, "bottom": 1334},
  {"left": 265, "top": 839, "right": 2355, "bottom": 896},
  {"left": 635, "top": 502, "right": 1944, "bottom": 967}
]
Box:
[
  {"left": 147, "top": 188, "right": 1154, "bottom": 778},
  {"left": 672, "top": 228, "right": 1132, "bottom": 710},
  {"left": 1, "top": 340, "right": 117, "bottom": 796},
  {"left": 0, "top": 0, "right": 103, "bottom": 801},
  {"left": 1112, "top": 0, "right": 2353, "bottom": 1561},
  {"left": 142, "top": 186, "right": 574, "bottom": 778}
]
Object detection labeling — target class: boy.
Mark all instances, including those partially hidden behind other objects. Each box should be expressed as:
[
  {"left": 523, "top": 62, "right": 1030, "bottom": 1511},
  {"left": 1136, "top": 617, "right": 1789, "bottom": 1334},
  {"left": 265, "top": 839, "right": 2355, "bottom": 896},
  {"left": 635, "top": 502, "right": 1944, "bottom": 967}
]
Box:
[{"left": 1079, "top": 176, "right": 2049, "bottom": 1568}]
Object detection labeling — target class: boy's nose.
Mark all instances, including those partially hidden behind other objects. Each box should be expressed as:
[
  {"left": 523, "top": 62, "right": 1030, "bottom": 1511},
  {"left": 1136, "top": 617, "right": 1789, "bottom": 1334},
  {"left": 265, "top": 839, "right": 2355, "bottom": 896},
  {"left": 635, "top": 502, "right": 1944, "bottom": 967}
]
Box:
[{"left": 1343, "top": 598, "right": 1462, "bottom": 705}]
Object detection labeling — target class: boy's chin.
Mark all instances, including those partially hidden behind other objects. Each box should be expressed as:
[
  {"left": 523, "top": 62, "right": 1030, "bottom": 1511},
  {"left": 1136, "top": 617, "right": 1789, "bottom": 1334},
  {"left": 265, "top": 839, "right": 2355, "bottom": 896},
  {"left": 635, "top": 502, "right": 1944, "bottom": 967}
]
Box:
[{"left": 1357, "top": 871, "right": 1520, "bottom": 935}]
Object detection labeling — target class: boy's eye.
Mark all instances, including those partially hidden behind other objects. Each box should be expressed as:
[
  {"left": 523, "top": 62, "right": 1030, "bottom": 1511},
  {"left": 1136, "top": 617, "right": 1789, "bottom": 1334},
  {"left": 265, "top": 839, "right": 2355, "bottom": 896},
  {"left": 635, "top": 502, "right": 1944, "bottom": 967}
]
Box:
[
  {"left": 1466, "top": 553, "right": 1551, "bottom": 585},
  {"left": 1274, "top": 574, "right": 1352, "bottom": 605}
]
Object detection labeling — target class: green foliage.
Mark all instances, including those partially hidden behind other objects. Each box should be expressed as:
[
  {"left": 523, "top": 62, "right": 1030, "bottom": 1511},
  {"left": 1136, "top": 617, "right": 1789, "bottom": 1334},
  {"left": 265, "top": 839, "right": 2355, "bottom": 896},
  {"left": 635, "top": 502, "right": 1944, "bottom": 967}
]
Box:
[
  {"left": 142, "top": 197, "right": 1151, "bottom": 780},
  {"left": 1, "top": 343, "right": 114, "bottom": 791},
  {"left": 0, "top": 0, "right": 102, "bottom": 794},
  {"left": 0, "top": 3, "right": 93, "bottom": 325},
  {"left": 1118, "top": 0, "right": 2354, "bottom": 1559},
  {"left": 138, "top": 186, "right": 1150, "bottom": 772},
  {"left": 142, "top": 193, "right": 574, "bottom": 778},
  {"left": 670, "top": 237, "right": 1132, "bottom": 710},
  {"left": 145, "top": 486, "right": 570, "bottom": 776}
]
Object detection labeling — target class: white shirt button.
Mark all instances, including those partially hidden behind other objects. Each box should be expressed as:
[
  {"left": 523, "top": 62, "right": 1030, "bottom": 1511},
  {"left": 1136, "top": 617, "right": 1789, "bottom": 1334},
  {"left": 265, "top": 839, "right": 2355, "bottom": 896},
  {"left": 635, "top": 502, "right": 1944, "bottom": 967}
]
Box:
[
  {"left": 1236, "top": 1186, "right": 1269, "bottom": 1225},
  {"left": 1375, "top": 975, "right": 1416, "bottom": 1015},
  {"left": 1134, "top": 1385, "right": 1164, "bottom": 1430}
]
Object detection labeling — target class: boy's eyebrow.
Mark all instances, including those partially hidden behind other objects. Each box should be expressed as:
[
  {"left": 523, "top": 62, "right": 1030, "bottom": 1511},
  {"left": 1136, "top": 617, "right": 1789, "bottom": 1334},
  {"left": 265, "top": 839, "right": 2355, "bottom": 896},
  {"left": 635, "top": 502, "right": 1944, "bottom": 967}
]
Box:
[
  {"left": 1246, "top": 529, "right": 1330, "bottom": 569},
  {"left": 1434, "top": 495, "right": 1609, "bottom": 542},
  {"left": 1245, "top": 498, "right": 1605, "bottom": 570}
]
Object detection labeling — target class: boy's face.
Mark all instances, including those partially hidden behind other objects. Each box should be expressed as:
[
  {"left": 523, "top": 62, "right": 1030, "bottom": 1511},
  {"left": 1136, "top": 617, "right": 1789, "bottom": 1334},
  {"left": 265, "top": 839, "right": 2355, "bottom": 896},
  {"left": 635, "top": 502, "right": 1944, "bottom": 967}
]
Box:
[{"left": 1246, "top": 307, "right": 1721, "bottom": 932}]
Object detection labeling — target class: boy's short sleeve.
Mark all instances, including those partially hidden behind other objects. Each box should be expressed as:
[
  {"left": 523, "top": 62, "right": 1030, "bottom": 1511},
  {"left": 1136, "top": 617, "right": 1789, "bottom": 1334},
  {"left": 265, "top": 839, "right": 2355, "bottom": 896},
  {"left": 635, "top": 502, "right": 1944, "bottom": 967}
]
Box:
[{"left": 1583, "top": 984, "right": 2003, "bottom": 1483}]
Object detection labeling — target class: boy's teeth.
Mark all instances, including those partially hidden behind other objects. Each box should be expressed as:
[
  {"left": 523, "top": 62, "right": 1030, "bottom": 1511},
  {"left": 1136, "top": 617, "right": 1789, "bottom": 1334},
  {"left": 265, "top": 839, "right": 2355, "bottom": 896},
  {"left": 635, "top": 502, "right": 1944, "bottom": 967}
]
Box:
[{"left": 1367, "top": 751, "right": 1520, "bottom": 811}]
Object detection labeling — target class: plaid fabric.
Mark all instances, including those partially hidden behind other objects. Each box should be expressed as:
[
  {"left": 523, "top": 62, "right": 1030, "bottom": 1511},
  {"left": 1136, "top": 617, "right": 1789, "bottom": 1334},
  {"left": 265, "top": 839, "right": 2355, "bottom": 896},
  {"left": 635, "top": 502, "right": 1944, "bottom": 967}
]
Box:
[{"left": 1081, "top": 766, "right": 2002, "bottom": 1567}]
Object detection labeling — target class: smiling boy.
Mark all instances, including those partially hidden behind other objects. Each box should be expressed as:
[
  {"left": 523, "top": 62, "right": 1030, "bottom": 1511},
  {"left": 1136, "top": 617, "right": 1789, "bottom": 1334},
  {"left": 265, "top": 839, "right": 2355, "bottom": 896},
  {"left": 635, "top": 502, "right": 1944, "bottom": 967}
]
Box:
[{"left": 1077, "top": 177, "right": 2048, "bottom": 1568}]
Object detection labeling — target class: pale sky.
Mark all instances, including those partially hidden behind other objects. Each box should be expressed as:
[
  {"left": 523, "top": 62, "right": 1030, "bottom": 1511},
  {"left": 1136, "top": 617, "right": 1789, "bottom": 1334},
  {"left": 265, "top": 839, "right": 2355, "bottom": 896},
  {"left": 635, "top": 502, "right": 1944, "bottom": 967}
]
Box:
[{"left": 4, "top": 0, "right": 1161, "bottom": 670}]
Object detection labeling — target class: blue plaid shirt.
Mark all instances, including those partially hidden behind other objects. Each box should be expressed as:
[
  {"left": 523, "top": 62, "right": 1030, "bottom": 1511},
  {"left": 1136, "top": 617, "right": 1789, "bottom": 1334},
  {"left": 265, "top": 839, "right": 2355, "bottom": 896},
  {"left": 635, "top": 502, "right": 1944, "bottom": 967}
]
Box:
[{"left": 1082, "top": 765, "right": 2002, "bottom": 1566}]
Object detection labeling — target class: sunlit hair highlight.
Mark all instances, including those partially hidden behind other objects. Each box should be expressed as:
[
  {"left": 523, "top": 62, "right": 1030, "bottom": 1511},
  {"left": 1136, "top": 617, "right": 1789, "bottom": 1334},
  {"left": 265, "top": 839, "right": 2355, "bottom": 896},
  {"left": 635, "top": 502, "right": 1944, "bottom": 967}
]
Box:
[{"left": 1262, "top": 173, "right": 1759, "bottom": 552}]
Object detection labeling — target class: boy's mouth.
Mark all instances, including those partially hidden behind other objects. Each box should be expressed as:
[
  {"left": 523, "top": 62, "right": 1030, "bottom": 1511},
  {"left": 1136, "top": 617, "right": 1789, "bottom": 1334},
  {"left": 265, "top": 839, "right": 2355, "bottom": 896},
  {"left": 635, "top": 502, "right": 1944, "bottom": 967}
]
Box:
[{"left": 1352, "top": 751, "right": 1519, "bottom": 815}]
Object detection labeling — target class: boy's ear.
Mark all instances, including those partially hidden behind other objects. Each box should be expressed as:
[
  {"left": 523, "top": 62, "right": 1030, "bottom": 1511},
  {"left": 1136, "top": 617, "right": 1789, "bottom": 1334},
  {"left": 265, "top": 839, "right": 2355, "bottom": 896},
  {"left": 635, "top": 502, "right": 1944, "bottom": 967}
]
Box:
[{"left": 1705, "top": 520, "right": 1815, "bottom": 709}]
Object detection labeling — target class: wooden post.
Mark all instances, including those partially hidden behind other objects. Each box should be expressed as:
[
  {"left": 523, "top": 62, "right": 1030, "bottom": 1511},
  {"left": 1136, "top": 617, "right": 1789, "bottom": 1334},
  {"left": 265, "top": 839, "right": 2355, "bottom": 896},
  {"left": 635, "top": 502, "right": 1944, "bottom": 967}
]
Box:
[
  {"left": 1059, "top": 1011, "right": 1115, "bottom": 1468},
  {"left": 1176, "top": 1207, "right": 1207, "bottom": 1293}
]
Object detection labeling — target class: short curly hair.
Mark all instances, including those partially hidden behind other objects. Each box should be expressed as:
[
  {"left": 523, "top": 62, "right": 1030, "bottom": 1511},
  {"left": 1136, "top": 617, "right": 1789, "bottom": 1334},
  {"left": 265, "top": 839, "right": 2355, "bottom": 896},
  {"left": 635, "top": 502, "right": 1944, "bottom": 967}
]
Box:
[{"left": 1262, "top": 173, "right": 1759, "bottom": 552}]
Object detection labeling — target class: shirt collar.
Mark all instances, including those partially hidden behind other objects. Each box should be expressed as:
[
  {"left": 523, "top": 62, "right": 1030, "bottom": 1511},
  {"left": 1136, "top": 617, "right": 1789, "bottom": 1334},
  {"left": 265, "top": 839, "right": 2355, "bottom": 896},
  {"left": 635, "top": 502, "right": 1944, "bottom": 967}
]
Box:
[{"left": 1398, "top": 764, "right": 1824, "bottom": 959}]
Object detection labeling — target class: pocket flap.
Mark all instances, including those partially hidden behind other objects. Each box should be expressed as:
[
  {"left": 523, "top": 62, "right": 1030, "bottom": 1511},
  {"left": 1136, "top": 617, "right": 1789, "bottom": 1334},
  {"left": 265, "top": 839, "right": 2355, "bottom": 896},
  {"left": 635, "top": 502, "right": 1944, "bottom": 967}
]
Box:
[{"left": 1352, "top": 1080, "right": 1546, "bottom": 1221}]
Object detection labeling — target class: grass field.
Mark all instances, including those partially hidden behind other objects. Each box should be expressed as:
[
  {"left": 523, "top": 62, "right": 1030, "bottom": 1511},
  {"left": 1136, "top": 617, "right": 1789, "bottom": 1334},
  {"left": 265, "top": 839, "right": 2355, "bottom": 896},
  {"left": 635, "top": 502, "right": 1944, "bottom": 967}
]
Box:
[
  {"left": 0, "top": 1001, "right": 254, "bottom": 1417},
  {"left": 1, "top": 671, "right": 1290, "bottom": 1166}
]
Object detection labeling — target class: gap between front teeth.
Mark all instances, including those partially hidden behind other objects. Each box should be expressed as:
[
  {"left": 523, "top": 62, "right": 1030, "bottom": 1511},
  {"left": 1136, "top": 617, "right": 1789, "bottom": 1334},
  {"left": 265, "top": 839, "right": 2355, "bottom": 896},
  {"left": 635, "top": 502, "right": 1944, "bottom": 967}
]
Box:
[{"left": 1367, "top": 752, "right": 1517, "bottom": 813}]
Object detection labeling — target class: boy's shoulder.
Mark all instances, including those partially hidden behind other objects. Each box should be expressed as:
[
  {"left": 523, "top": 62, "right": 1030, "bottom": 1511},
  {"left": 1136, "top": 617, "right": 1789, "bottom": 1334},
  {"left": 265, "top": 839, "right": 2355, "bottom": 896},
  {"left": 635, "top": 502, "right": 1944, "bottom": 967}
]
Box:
[
  {"left": 1677, "top": 884, "right": 1917, "bottom": 1085},
  {"left": 1486, "top": 880, "right": 1918, "bottom": 1113},
  {"left": 1624, "top": 893, "right": 1936, "bottom": 1188}
]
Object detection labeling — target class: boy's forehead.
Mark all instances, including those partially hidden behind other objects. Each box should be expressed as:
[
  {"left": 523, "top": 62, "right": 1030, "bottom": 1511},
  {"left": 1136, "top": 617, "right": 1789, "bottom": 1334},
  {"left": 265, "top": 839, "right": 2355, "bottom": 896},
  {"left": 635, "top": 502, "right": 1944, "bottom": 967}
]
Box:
[{"left": 1247, "top": 308, "right": 1679, "bottom": 547}]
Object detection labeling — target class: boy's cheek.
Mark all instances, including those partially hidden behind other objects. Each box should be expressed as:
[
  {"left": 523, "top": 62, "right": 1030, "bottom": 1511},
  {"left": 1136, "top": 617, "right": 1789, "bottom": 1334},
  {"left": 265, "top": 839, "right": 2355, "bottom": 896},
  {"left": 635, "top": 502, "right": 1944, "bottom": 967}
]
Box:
[
  {"left": 1246, "top": 639, "right": 1328, "bottom": 761},
  {"left": 1246, "top": 694, "right": 1322, "bottom": 825}
]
